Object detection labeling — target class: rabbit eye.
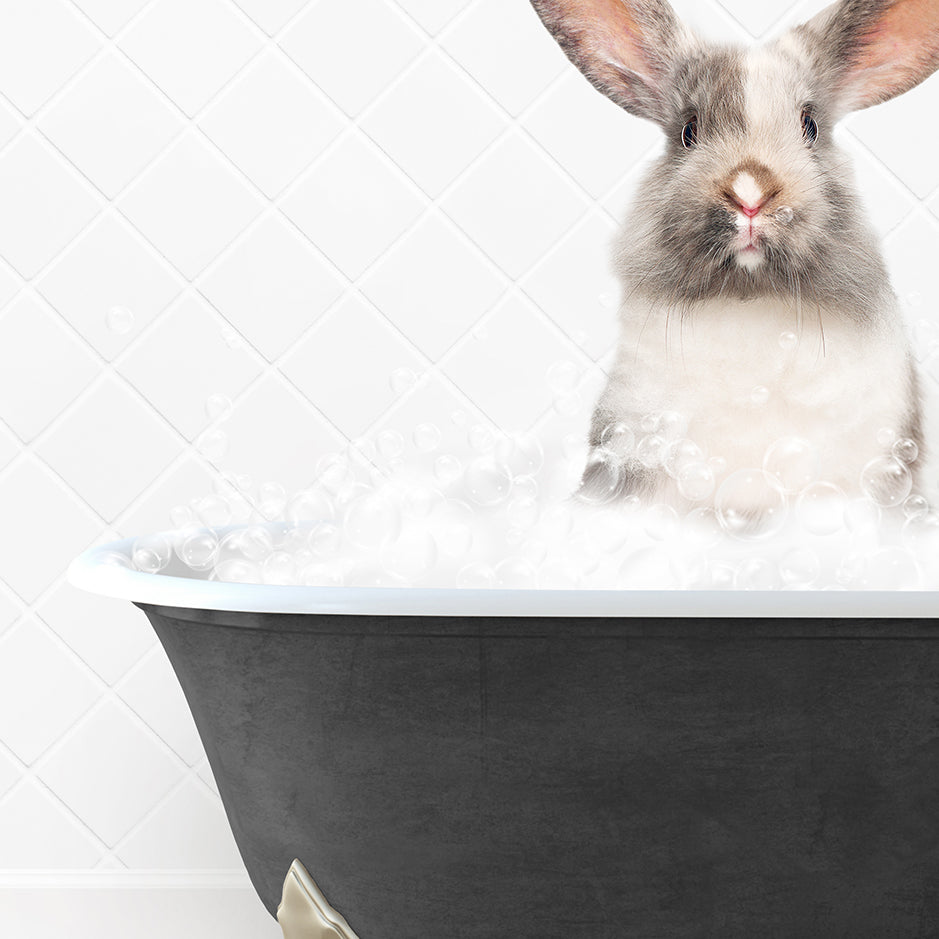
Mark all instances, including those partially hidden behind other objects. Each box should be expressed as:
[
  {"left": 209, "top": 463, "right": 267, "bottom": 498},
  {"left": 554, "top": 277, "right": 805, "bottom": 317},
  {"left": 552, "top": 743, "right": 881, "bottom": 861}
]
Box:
[
  {"left": 801, "top": 108, "right": 819, "bottom": 146},
  {"left": 681, "top": 115, "right": 698, "bottom": 149}
]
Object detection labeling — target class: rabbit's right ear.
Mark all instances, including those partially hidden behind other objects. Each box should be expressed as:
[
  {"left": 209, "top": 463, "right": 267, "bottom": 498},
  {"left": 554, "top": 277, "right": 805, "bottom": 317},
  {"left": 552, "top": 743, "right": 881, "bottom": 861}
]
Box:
[{"left": 529, "top": 0, "right": 689, "bottom": 125}]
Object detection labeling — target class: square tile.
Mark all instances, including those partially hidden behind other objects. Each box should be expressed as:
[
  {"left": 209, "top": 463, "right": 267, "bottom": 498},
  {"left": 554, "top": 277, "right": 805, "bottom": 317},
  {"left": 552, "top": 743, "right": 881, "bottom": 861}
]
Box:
[
  {"left": 884, "top": 212, "right": 939, "bottom": 322},
  {"left": 39, "top": 581, "right": 155, "bottom": 685},
  {"left": 117, "top": 778, "right": 243, "bottom": 868},
  {"left": 395, "top": 0, "right": 472, "bottom": 35},
  {"left": 118, "top": 296, "right": 262, "bottom": 440},
  {"left": 0, "top": 747, "right": 19, "bottom": 801},
  {"left": 361, "top": 212, "right": 505, "bottom": 360},
  {"left": 362, "top": 50, "right": 505, "bottom": 198},
  {"left": 281, "top": 294, "right": 425, "bottom": 437},
  {"left": 0, "top": 421, "right": 19, "bottom": 474},
  {"left": 37, "top": 212, "right": 181, "bottom": 361},
  {"left": 0, "top": 457, "right": 102, "bottom": 602},
  {"left": 0, "top": 133, "right": 100, "bottom": 278},
  {"left": 119, "top": 0, "right": 262, "bottom": 117},
  {"left": 441, "top": 0, "right": 568, "bottom": 116},
  {"left": 37, "top": 376, "right": 182, "bottom": 521},
  {"left": 524, "top": 71, "right": 661, "bottom": 199},
  {"left": 37, "top": 699, "right": 182, "bottom": 847},
  {"left": 213, "top": 374, "right": 344, "bottom": 493},
  {"left": 0, "top": 96, "right": 23, "bottom": 150},
  {"left": 119, "top": 131, "right": 264, "bottom": 279},
  {"left": 929, "top": 188, "right": 939, "bottom": 225},
  {"left": 0, "top": 617, "right": 101, "bottom": 764},
  {"left": 200, "top": 51, "right": 343, "bottom": 198},
  {"left": 71, "top": 0, "right": 151, "bottom": 36},
  {"left": 282, "top": 132, "right": 425, "bottom": 279},
  {"left": 117, "top": 457, "right": 218, "bottom": 537},
  {"left": 200, "top": 214, "right": 344, "bottom": 361},
  {"left": 444, "top": 296, "right": 576, "bottom": 431},
  {"left": 521, "top": 213, "right": 622, "bottom": 360},
  {"left": 0, "top": 0, "right": 101, "bottom": 116},
  {"left": 0, "top": 780, "right": 101, "bottom": 868},
  {"left": 0, "top": 584, "right": 22, "bottom": 638},
  {"left": 280, "top": 0, "right": 424, "bottom": 117},
  {"left": 39, "top": 52, "right": 183, "bottom": 198},
  {"left": 233, "top": 0, "right": 309, "bottom": 35},
  {"left": 0, "top": 295, "right": 99, "bottom": 441},
  {"left": 0, "top": 262, "right": 23, "bottom": 310},
  {"left": 117, "top": 648, "right": 205, "bottom": 765},
  {"left": 847, "top": 78, "right": 939, "bottom": 199},
  {"left": 442, "top": 130, "right": 587, "bottom": 279}
]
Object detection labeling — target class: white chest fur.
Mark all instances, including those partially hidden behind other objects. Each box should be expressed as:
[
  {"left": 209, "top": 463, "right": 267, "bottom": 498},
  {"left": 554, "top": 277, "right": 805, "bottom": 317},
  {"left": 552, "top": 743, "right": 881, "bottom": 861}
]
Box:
[{"left": 599, "top": 296, "right": 911, "bottom": 494}]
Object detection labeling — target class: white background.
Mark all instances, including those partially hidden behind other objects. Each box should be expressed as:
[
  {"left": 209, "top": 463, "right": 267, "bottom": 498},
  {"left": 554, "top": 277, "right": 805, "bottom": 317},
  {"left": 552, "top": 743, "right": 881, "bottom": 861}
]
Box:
[{"left": 1, "top": 0, "right": 938, "bottom": 936}]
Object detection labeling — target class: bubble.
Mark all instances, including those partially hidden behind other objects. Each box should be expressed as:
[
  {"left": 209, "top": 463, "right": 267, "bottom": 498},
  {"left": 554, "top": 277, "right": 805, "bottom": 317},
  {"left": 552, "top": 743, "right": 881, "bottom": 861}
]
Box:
[
  {"left": 390, "top": 368, "right": 418, "bottom": 394},
  {"left": 413, "top": 423, "right": 442, "bottom": 453},
  {"left": 495, "top": 557, "right": 539, "bottom": 588},
  {"left": 892, "top": 438, "right": 919, "bottom": 465},
  {"left": 376, "top": 430, "right": 405, "bottom": 461},
  {"left": 903, "top": 494, "right": 930, "bottom": 521},
  {"left": 170, "top": 504, "right": 194, "bottom": 529},
  {"left": 205, "top": 393, "right": 233, "bottom": 422},
  {"left": 457, "top": 563, "right": 496, "bottom": 588},
  {"left": 495, "top": 433, "right": 544, "bottom": 477},
  {"left": 434, "top": 454, "right": 463, "bottom": 486},
  {"left": 779, "top": 547, "right": 820, "bottom": 586},
  {"left": 902, "top": 512, "right": 939, "bottom": 551},
  {"left": 234, "top": 525, "right": 274, "bottom": 562},
  {"left": 465, "top": 456, "right": 513, "bottom": 507},
  {"left": 844, "top": 497, "right": 881, "bottom": 536},
  {"left": 796, "top": 482, "right": 847, "bottom": 536},
  {"left": 258, "top": 481, "right": 287, "bottom": 520},
  {"left": 546, "top": 361, "right": 579, "bottom": 396},
  {"left": 664, "top": 438, "right": 705, "bottom": 479},
  {"left": 763, "top": 437, "right": 819, "bottom": 494},
  {"left": 751, "top": 386, "right": 770, "bottom": 407},
  {"left": 131, "top": 534, "right": 172, "bottom": 573},
  {"left": 877, "top": 427, "right": 897, "bottom": 448},
  {"left": 735, "top": 558, "right": 780, "bottom": 590},
  {"left": 213, "top": 559, "right": 262, "bottom": 584},
  {"left": 197, "top": 428, "right": 228, "bottom": 461},
  {"left": 315, "top": 453, "right": 354, "bottom": 494},
  {"left": 677, "top": 461, "right": 716, "bottom": 502},
  {"left": 177, "top": 528, "right": 219, "bottom": 570},
  {"left": 507, "top": 497, "right": 540, "bottom": 530},
  {"left": 600, "top": 423, "right": 636, "bottom": 460},
  {"left": 308, "top": 522, "right": 342, "bottom": 558},
  {"left": 195, "top": 494, "right": 232, "bottom": 528},
  {"left": 644, "top": 503, "right": 679, "bottom": 541},
  {"left": 576, "top": 450, "right": 622, "bottom": 505},
  {"left": 657, "top": 411, "right": 686, "bottom": 442},
  {"left": 637, "top": 434, "right": 666, "bottom": 469},
  {"left": 640, "top": 413, "right": 659, "bottom": 434},
  {"left": 774, "top": 206, "right": 794, "bottom": 225},
  {"left": 859, "top": 456, "right": 913, "bottom": 508},
  {"left": 468, "top": 424, "right": 495, "bottom": 452},
  {"left": 865, "top": 546, "right": 921, "bottom": 590},
  {"left": 779, "top": 331, "right": 798, "bottom": 352},
  {"left": 540, "top": 503, "right": 574, "bottom": 540},
  {"left": 683, "top": 506, "right": 723, "bottom": 550},
  {"left": 300, "top": 563, "right": 344, "bottom": 587},
  {"left": 715, "top": 469, "right": 788, "bottom": 539},
  {"left": 538, "top": 561, "right": 582, "bottom": 588},
  {"left": 106, "top": 305, "right": 134, "bottom": 334},
  {"left": 512, "top": 476, "right": 539, "bottom": 501},
  {"left": 403, "top": 485, "right": 442, "bottom": 518},
  {"left": 100, "top": 550, "right": 133, "bottom": 569},
  {"left": 381, "top": 530, "right": 438, "bottom": 580},
  {"left": 345, "top": 493, "right": 402, "bottom": 549},
  {"left": 287, "top": 488, "right": 333, "bottom": 525},
  {"left": 438, "top": 516, "right": 473, "bottom": 557},
  {"left": 263, "top": 551, "right": 297, "bottom": 585}
]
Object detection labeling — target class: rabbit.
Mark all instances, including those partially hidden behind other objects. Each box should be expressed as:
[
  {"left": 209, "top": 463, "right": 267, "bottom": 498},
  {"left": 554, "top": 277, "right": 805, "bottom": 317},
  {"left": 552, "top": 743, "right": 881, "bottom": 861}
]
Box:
[{"left": 529, "top": 0, "right": 939, "bottom": 513}]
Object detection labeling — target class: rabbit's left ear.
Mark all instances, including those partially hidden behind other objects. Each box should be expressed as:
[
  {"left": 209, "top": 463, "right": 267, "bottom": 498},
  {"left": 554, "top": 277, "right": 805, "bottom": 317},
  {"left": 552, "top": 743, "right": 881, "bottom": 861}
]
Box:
[
  {"left": 529, "top": 0, "right": 690, "bottom": 126},
  {"left": 797, "top": 0, "right": 939, "bottom": 112}
]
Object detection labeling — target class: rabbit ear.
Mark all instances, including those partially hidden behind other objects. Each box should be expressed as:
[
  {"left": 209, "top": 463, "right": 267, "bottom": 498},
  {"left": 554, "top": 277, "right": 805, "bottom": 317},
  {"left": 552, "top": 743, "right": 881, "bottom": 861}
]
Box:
[
  {"left": 798, "top": 0, "right": 939, "bottom": 112},
  {"left": 529, "top": 0, "right": 688, "bottom": 124}
]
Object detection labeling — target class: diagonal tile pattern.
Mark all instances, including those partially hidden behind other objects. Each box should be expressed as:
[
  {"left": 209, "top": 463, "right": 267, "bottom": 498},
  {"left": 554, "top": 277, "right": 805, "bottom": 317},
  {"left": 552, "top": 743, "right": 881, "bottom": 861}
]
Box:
[{"left": 1, "top": 0, "right": 939, "bottom": 902}]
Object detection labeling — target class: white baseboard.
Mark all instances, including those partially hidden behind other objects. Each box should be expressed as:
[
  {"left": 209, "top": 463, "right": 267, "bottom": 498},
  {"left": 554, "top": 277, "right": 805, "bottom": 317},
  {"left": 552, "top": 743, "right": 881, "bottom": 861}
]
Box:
[{"left": 0, "top": 874, "right": 283, "bottom": 939}]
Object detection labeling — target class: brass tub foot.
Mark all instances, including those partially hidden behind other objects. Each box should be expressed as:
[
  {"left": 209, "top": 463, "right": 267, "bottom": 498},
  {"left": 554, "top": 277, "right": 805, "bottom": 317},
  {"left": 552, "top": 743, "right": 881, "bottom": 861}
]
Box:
[{"left": 277, "top": 859, "right": 360, "bottom": 939}]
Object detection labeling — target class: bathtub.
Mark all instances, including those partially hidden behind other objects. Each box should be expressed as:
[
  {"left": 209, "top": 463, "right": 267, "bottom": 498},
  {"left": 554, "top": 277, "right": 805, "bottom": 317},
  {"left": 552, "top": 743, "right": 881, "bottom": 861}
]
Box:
[{"left": 70, "top": 533, "right": 939, "bottom": 938}]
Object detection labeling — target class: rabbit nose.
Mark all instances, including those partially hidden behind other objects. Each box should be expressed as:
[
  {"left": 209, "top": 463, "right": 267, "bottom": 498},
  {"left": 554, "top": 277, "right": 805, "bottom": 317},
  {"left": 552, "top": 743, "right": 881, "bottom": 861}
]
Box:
[{"left": 721, "top": 163, "right": 782, "bottom": 218}]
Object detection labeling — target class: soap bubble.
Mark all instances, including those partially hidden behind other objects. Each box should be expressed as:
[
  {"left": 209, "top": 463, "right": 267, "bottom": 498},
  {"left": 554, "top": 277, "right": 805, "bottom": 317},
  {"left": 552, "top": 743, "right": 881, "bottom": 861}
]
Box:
[
  {"left": 637, "top": 434, "right": 666, "bottom": 468},
  {"left": 864, "top": 547, "right": 921, "bottom": 590},
  {"left": 844, "top": 497, "right": 881, "bottom": 535},
  {"left": 345, "top": 494, "right": 401, "bottom": 549},
  {"left": 779, "top": 547, "right": 820, "bottom": 586},
  {"left": 576, "top": 450, "right": 622, "bottom": 505},
  {"left": 664, "top": 439, "right": 704, "bottom": 479},
  {"left": 308, "top": 522, "right": 342, "bottom": 558},
  {"left": 494, "top": 557, "right": 538, "bottom": 588},
  {"left": 106, "top": 305, "right": 134, "bottom": 334},
  {"left": 413, "top": 423, "right": 441, "bottom": 453},
  {"left": 263, "top": 551, "right": 297, "bottom": 585},
  {"left": 715, "top": 469, "right": 787, "bottom": 539},
  {"left": 677, "top": 461, "right": 715, "bottom": 502},
  {"left": 205, "top": 393, "right": 233, "bottom": 422},
  {"left": 600, "top": 423, "right": 636, "bottom": 460},
  {"left": 315, "top": 453, "right": 354, "bottom": 494},
  {"left": 132, "top": 534, "right": 172, "bottom": 573},
  {"left": 903, "top": 494, "right": 929, "bottom": 521},
  {"left": 495, "top": 433, "right": 544, "bottom": 477},
  {"left": 779, "top": 331, "right": 798, "bottom": 352},
  {"left": 796, "top": 482, "right": 847, "bottom": 536},
  {"left": 390, "top": 368, "right": 418, "bottom": 394},
  {"left": 892, "top": 438, "right": 919, "bottom": 465},
  {"left": 213, "top": 559, "right": 262, "bottom": 584},
  {"left": 434, "top": 455, "right": 463, "bottom": 486},
  {"left": 763, "top": 437, "right": 819, "bottom": 493},
  {"left": 376, "top": 429, "right": 405, "bottom": 461},
  {"left": 877, "top": 427, "right": 897, "bottom": 448},
  {"left": 735, "top": 557, "right": 780, "bottom": 590},
  {"left": 197, "top": 429, "right": 228, "bottom": 461},
  {"left": 457, "top": 562, "right": 496, "bottom": 588},
  {"left": 774, "top": 206, "right": 794, "bottom": 225},
  {"left": 859, "top": 456, "right": 912, "bottom": 507},
  {"left": 468, "top": 424, "right": 495, "bottom": 453},
  {"left": 644, "top": 504, "right": 679, "bottom": 541},
  {"left": 287, "top": 488, "right": 333, "bottom": 525},
  {"left": 258, "top": 481, "right": 288, "bottom": 520},
  {"left": 507, "top": 496, "right": 539, "bottom": 530},
  {"left": 170, "top": 504, "right": 194, "bottom": 529},
  {"left": 381, "top": 530, "right": 437, "bottom": 580},
  {"left": 177, "top": 528, "right": 219, "bottom": 570},
  {"left": 465, "top": 456, "right": 513, "bottom": 506},
  {"left": 300, "top": 563, "right": 344, "bottom": 587},
  {"left": 683, "top": 506, "right": 723, "bottom": 549}
]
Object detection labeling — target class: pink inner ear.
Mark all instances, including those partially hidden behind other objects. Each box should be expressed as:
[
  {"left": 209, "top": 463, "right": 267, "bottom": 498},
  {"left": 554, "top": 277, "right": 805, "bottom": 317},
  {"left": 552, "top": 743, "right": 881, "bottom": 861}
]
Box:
[{"left": 847, "top": 0, "right": 939, "bottom": 108}]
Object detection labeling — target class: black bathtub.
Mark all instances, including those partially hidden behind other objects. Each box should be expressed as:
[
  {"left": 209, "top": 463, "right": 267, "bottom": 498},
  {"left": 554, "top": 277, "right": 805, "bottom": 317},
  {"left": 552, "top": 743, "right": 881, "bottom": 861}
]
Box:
[{"left": 70, "top": 537, "right": 939, "bottom": 938}]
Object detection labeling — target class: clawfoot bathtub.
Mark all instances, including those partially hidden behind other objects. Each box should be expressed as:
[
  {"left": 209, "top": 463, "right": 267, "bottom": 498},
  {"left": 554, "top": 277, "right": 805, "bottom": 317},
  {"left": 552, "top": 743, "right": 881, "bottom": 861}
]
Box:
[{"left": 70, "top": 535, "right": 939, "bottom": 938}]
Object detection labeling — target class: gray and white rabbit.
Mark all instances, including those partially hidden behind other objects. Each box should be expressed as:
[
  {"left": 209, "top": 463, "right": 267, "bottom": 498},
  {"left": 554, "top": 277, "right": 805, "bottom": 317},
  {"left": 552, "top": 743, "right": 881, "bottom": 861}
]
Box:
[{"left": 530, "top": 0, "right": 939, "bottom": 510}]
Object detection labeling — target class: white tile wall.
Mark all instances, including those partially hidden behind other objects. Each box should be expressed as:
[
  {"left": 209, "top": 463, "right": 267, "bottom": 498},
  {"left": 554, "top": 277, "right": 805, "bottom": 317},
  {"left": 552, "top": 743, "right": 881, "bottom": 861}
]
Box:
[{"left": 1, "top": 1, "right": 938, "bottom": 936}]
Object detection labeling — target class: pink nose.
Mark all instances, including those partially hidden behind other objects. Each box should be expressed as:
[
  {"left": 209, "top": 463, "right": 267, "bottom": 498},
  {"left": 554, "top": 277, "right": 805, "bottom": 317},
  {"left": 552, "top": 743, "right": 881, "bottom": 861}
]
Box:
[{"left": 738, "top": 202, "right": 762, "bottom": 218}]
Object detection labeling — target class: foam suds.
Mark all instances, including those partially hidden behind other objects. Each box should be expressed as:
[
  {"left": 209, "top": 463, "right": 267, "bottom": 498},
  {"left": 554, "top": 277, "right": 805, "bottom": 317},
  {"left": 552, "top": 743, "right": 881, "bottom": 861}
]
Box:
[{"left": 119, "top": 416, "right": 939, "bottom": 591}]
